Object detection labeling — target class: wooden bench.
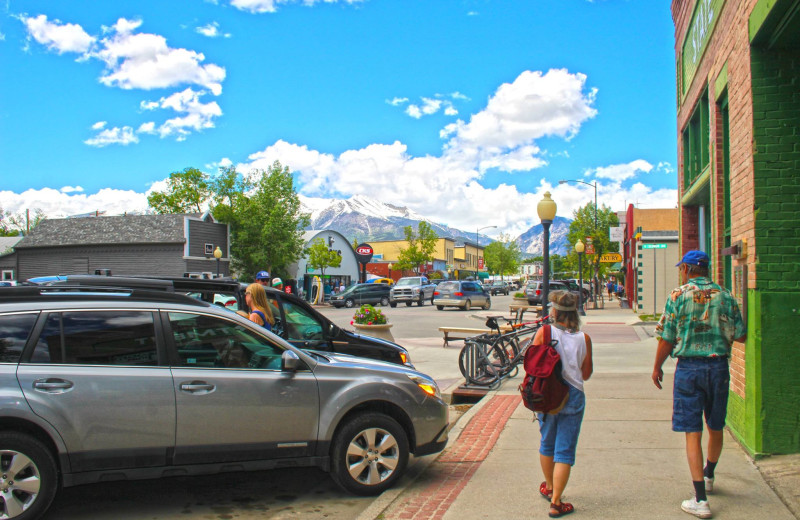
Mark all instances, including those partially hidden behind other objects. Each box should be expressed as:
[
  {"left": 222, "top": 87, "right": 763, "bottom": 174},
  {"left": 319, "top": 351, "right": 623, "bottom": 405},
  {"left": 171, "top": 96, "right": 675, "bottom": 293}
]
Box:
[
  {"left": 438, "top": 327, "right": 491, "bottom": 348},
  {"left": 508, "top": 304, "right": 542, "bottom": 323}
]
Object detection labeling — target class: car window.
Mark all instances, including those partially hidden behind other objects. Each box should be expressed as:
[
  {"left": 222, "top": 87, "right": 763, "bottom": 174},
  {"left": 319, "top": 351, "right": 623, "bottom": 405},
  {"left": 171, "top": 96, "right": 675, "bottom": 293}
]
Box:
[
  {"left": 281, "top": 301, "right": 324, "bottom": 342},
  {"left": 168, "top": 312, "right": 284, "bottom": 370},
  {"left": 0, "top": 313, "right": 38, "bottom": 363},
  {"left": 438, "top": 281, "right": 459, "bottom": 291},
  {"left": 30, "top": 311, "right": 157, "bottom": 366}
]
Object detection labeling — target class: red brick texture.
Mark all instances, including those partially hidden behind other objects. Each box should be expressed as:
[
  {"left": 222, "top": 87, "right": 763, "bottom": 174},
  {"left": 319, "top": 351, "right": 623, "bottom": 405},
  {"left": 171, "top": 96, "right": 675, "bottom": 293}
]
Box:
[{"left": 381, "top": 395, "right": 520, "bottom": 520}]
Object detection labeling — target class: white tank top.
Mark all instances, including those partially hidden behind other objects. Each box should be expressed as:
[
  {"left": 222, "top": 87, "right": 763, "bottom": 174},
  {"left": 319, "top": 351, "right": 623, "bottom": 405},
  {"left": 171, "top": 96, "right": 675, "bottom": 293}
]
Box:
[{"left": 549, "top": 326, "right": 587, "bottom": 392}]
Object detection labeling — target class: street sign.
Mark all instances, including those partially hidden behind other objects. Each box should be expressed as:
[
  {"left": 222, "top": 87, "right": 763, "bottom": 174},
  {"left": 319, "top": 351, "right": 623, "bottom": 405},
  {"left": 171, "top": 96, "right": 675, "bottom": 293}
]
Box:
[
  {"left": 642, "top": 243, "right": 668, "bottom": 249},
  {"left": 599, "top": 253, "right": 622, "bottom": 263}
]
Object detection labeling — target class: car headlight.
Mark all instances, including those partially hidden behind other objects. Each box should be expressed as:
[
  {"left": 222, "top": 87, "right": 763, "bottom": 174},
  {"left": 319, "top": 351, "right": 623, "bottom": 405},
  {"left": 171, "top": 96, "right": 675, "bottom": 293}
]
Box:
[{"left": 407, "top": 374, "right": 441, "bottom": 399}]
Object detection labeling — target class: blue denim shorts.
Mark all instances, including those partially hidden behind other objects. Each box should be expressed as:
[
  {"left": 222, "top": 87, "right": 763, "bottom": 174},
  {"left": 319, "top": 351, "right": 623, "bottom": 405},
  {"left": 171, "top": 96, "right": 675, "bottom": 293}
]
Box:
[
  {"left": 672, "top": 357, "right": 730, "bottom": 432},
  {"left": 538, "top": 384, "right": 586, "bottom": 465}
]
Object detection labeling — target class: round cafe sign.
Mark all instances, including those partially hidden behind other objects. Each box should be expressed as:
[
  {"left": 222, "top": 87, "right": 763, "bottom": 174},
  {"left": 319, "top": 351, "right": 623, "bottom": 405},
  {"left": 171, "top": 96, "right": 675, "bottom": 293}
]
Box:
[{"left": 355, "top": 243, "right": 374, "bottom": 264}]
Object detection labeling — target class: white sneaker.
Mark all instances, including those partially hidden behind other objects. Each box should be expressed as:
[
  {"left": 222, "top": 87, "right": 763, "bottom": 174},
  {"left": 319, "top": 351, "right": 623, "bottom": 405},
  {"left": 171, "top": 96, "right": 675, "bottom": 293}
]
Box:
[
  {"left": 681, "top": 498, "right": 712, "bottom": 518},
  {"left": 704, "top": 476, "right": 714, "bottom": 493}
]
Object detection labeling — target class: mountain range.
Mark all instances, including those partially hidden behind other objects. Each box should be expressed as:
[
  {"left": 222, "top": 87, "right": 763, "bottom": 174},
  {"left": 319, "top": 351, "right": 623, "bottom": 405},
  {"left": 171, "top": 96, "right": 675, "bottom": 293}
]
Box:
[{"left": 300, "top": 195, "right": 573, "bottom": 256}]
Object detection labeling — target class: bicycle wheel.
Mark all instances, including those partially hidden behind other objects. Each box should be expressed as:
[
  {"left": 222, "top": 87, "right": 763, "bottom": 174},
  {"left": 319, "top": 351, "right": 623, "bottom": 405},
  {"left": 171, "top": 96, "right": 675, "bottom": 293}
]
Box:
[{"left": 458, "top": 339, "right": 508, "bottom": 386}]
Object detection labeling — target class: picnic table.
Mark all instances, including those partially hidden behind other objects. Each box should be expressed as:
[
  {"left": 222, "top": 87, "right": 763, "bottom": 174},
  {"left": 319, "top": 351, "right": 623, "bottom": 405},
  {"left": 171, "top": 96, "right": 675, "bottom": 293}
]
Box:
[{"left": 508, "top": 304, "right": 542, "bottom": 323}]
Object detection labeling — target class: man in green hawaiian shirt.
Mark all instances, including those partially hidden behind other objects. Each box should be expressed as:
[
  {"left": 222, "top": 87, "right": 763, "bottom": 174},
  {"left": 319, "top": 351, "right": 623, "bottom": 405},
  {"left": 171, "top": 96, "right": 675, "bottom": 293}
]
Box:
[{"left": 652, "top": 250, "right": 746, "bottom": 519}]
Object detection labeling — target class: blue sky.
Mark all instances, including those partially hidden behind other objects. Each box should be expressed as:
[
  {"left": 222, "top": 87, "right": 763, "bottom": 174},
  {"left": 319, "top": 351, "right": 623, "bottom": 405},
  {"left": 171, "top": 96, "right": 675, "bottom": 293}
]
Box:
[{"left": 0, "top": 0, "right": 679, "bottom": 238}]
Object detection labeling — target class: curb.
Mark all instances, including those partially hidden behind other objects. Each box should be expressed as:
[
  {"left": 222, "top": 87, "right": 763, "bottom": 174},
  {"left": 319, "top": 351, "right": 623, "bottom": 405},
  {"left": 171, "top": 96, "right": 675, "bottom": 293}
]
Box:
[{"left": 355, "top": 380, "right": 501, "bottom": 520}]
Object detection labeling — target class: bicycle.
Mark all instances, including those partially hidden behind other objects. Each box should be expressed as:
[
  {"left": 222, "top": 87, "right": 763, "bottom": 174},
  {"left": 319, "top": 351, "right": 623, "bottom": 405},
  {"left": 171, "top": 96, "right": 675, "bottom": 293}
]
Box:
[{"left": 458, "top": 314, "right": 549, "bottom": 387}]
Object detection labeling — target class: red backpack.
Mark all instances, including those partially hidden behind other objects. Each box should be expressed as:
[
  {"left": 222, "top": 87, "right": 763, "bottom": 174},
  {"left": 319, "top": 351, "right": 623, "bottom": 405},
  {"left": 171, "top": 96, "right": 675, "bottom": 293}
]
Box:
[{"left": 519, "top": 324, "right": 569, "bottom": 414}]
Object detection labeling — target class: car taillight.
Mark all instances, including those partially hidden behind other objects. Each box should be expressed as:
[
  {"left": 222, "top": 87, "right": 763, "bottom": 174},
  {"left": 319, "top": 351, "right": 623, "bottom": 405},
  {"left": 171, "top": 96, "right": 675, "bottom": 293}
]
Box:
[
  {"left": 434, "top": 291, "right": 439, "bottom": 296},
  {"left": 454, "top": 292, "right": 464, "bottom": 296},
  {"left": 536, "top": 289, "right": 541, "bottom": 296}
]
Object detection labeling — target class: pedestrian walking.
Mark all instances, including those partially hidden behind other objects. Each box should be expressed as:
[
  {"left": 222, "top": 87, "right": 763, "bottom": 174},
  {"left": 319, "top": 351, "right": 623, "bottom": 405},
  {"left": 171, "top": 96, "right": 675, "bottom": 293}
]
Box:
[
  {"left": 652, "top": 250, "right": 745, "bottom": 519},
  {"left": 536, "top": 290, "right": 593, "bottom": 518},
  {"left": 606, "top": 280, "right": 614, "bottom": 300}
]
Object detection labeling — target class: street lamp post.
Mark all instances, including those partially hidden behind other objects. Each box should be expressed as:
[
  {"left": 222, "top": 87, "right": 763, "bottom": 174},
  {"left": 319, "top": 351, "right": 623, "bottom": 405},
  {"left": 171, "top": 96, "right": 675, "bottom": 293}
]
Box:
[
  {"left": 559, "top": 178, "right": 599, "bottom": 305},
  {"left": 537, "top": 192, "right": 557, "bottom": 318},
  {"left": 575, "top": 239, "right": 586, "bottom": 316},
  {"left": 476, "top": 225, "right": 497, "bottom": 281},
  {"left": 213, "top": 246, "right": 223, "bottom": 277}
]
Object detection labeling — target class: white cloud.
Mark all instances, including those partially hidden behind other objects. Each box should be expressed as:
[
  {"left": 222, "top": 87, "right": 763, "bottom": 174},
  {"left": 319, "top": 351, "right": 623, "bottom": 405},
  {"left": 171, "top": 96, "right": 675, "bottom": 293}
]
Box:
[
  {"left": 92, "top": 18, "right": 226, "bottom": 95},
  {"left": 230, "top": 0, "right": 364, "bottom": 14},
  {"left": 22, "top": 15, "right": 226, "bottom": 144},
  {"left": 444, "top": 104, "right": 458, "bottom": 116},
  {"left": 386, "top": 97, "right": 408, "bottom": 106},
  {"left": 84, "top": 126, "right": 138, "bottom": 147},
  {"left": 60, "top": 186, "right": 84, "bottom": 193},
  {"left": 0, "top": 187, "right": 150, "bottom": 219},
  {"left": 23, "top": 14, "right": 95, "bottom": 54},
  {"left": 588, "top": 159, "right": 653, "bottom": 182},
  {"left": 196, "top": 21, "right": 231, "bottom": 38},
  {"left": 450, "top": 91, "right": 469, "bottom": 100},
  {"left": 404, "top": 97, "right": 441, "bottom": 119}
]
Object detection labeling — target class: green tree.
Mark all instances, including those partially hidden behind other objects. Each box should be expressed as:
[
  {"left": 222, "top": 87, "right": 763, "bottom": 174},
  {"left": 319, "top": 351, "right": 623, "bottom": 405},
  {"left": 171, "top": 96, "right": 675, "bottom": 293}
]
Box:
[
  {"left": 306, "top": 237, "right": 342, "bottom": 280},
  {"left": 566, "top": 202, "right": 619, "bottom": 297},
  {"left": 219, "top": 161, "right": 311, "bottom": 280},
  {"left": 483, "top": 234, "right": 522, "bottom": 279},
  {"left": 394, "top": 222, "right": 438, "bottom": 274},
  {"left": 147, "top": 167, "right": 211, "bottom": 214},
  {"left": 0, "top": 207, "right": 45, "bottom": 236}
]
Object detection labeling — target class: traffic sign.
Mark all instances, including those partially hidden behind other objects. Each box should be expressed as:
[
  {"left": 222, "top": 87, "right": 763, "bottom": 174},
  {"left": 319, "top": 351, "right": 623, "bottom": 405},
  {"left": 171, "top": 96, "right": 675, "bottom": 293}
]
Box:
[
  {"left": 642, "top": 243, "right": 668, "bottom": 249},
  {"left": 599, "top": 253, "right": 622, "bottom": 263}
]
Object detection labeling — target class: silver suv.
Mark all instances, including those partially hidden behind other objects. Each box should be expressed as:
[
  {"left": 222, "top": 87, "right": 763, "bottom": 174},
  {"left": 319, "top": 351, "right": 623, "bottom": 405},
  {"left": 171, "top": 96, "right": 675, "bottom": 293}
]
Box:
[{"left": 0, "top": 284, "right": 448, "bottom": 519}]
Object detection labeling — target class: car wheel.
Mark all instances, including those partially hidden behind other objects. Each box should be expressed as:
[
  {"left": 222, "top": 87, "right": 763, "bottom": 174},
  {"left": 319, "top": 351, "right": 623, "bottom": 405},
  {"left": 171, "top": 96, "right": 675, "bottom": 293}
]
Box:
[
  {"left": 405, "top": 302, "right": 412, "bottom": 307},
  {"left": 330, "top": 413, "right": 409, "bottom": 496},
  {"left": 464, "top": 300, "right": 471, "bottom": 311},
  {"left": 389, "top": 302, "right": 397, "bottom": 308},
  {"left": 344, "top": 298, "right": 355, "bottom": 308},
  {"left": 0, "top": 432, "right": 59, "bottom": 520},
  {"left": 380, "top": 296, "right": 390, "bottom": 307},
  {"left": 436, "top": 305, "right": 443, "bottom": 310},
  {"left": 483, "top": 298, "right": 491, "bottom": 310}
]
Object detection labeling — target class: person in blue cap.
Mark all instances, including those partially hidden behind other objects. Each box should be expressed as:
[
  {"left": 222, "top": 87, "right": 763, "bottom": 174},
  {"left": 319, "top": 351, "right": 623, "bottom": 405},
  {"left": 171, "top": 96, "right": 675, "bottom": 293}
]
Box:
[
  {"left": 652, "top": 250, "right": 746, "bottom": 519},
  {"left": 255, "top": 270, "right": 270, "bottom": 287}
]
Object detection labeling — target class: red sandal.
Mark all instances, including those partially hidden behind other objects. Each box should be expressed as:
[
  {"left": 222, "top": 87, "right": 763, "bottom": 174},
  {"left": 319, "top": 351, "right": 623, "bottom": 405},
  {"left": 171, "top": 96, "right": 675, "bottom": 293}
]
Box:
[
  {"left": 539, "top": 481, "right": 553, "bottom": 500},
  {"left": 549, "top": 501, "right": 574, "bottom": 518}
]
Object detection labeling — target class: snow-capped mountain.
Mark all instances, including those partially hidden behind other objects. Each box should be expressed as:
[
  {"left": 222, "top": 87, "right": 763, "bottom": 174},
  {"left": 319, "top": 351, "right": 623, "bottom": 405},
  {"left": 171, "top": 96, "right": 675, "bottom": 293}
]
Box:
[
  {"left": 515, "top": 216, "right": 572, "bottom": 257},
  {"left": 299, "top": 195, "right": 572, "bottom": 255}
]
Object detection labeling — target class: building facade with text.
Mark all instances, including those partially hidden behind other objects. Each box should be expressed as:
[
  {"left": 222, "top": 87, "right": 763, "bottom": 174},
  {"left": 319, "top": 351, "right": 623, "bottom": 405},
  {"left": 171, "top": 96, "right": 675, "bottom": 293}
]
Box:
[{"left": 672, "top": 0, "right": 800, "bottom": 454}]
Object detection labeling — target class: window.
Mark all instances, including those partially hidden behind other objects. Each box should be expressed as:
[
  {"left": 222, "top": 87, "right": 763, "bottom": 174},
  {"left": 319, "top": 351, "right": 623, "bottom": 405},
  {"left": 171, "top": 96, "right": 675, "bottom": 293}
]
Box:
[
  {"left": 280, "top": 301, "right": 324, "bottom": 342},
  {"left": 682, "top": 90, "right": 710, "bottom": 187},
  {"left": 168, "top": 312, "right": 283, "bottom": 369},
  {"left": 30, "top": 311, "right": 157, "bottom": 365},
  {"left": 1, "top": 270, "right": 13, "bottom": 281},
  {"left": 0, "top": 313, "right": 38, "bottom": 363}
]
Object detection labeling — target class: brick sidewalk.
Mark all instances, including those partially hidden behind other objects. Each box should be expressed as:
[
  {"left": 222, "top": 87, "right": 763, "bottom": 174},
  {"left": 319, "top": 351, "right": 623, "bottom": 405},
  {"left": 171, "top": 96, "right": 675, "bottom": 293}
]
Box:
[{"left": 381, "top": 395, "right": 519, "bottom": 520}]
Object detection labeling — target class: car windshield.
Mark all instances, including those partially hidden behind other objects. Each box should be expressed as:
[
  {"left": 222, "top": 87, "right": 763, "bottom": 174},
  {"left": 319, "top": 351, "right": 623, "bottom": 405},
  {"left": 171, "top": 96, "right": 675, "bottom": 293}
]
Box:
[{"left": 396, "top": 278, "right": 422, "bottom": 286}]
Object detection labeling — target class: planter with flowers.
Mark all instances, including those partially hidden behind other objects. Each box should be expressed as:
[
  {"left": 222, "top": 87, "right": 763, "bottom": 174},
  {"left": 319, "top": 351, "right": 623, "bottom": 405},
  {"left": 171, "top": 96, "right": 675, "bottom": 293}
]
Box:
[
  {"left": 513, "top": 292, "right": 528, "bottom": 304},
  {"left": 350, "top": 304, "right": 394, "bottom": 342}
]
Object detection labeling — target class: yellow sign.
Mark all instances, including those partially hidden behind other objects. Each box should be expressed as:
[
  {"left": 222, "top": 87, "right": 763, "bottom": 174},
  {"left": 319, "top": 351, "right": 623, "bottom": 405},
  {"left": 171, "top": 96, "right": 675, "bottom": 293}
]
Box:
[{"left": 599, "top": 253, "right": 622, "bottom": 263}]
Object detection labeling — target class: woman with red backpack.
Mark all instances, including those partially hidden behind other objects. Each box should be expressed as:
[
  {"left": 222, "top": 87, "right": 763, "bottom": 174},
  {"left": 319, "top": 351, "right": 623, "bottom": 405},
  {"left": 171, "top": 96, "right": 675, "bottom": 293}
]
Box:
[{"left": 535, "top": 290, "right": 594, "bottom": 518}]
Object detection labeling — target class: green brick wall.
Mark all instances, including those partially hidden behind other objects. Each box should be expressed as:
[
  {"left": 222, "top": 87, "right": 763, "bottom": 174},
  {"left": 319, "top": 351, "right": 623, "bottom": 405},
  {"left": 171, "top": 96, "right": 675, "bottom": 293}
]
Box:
[{"left": 731, "top": 46, "right": 800, "bottom": 455}]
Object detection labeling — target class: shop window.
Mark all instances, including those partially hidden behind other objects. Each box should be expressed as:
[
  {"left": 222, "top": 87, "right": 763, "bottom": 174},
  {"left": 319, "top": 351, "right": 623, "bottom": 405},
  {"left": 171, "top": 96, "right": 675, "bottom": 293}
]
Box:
[
  {"left": 720, "top": 92, "right": 733, "bottom": 290},
  {"left": 682, "top": 89, "right": 710, "bottom": 187}
]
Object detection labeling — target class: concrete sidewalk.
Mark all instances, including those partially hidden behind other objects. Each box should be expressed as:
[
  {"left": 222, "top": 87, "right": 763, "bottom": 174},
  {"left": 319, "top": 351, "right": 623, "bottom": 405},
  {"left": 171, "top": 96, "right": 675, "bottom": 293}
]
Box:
[{"left": 365, "top": 304, "right": 798, "bottom": 520}]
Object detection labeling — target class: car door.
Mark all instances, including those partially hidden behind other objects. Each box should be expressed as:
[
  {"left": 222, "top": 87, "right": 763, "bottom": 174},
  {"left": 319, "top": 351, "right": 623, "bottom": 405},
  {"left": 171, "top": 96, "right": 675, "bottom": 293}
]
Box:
[
  {"left": 165, "top": 311, "right": 319, "bottom": 464},
  {"left": 268, "top": 295, "right": 331, "bottom": 353},
  {"left": 17, "top": 310, "right": 176, "bottom": 472}
]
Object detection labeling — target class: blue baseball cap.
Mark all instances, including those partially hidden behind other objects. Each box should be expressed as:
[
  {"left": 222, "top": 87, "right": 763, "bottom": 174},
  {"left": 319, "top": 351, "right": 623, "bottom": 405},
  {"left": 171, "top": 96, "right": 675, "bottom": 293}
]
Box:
[
  {"left": 676, "top": 250, "right": 709, "bottom": 267},
  {"left": 255, "top": 270, "right": 270, "bottom": 280}
]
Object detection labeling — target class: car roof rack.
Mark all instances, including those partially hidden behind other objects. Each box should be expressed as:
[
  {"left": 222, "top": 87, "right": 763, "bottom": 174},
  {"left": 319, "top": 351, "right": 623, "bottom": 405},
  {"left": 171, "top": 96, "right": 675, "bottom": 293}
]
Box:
[{"left": 0, "top": 284, "right": 206, "bottom": 306}]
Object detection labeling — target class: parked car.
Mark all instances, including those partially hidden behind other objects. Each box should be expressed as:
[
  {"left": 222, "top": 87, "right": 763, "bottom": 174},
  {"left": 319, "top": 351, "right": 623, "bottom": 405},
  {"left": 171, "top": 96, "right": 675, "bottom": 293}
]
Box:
[
  {"left": 389, "top": 276, "right": 436, "bottom": 307},
  {"left": 525, "top": 280, "right": 572, "bottom": 305},
  {"left": 433, "top": 280, "right": 491, "bottom": 311},
  {"left": 486, "top": 280, "right": 510, "bottom": 296},
  {"left": 0, "top": 284, "right": 449, "bottom": 518},
  {"left": 557, "top": 279, "right": 591, "bottom": 300},
  {"left": 42, "top": 275, "right": 413, "bottom": 367},
  {"left": 507, "top": 280, "right": 520, "bottom": 291},
  {"left": 329, "top": 283, "right": 391, "bottom": 308}
]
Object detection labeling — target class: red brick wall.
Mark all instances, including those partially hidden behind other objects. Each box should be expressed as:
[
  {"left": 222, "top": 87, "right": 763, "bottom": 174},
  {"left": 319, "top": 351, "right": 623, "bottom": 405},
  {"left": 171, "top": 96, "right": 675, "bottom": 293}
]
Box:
[{"left": 673, "top": 0, "right": 759, "bottom": 399}]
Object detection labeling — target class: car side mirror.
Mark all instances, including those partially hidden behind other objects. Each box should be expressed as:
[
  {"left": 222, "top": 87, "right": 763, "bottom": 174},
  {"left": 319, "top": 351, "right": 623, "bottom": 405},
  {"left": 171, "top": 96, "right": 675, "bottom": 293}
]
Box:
[{"left": 282, "top": 350, "right": 301, "bottom": 372}]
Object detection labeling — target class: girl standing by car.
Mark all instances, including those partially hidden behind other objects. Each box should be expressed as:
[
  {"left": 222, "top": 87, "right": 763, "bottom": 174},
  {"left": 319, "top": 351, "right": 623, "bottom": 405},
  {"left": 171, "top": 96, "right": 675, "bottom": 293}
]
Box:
[
  {"left": 536, "top": 290, "right": 593, "bottom": 518},
  {"left": 245, "top": 283, "right": 275, "bottom": 331}
]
